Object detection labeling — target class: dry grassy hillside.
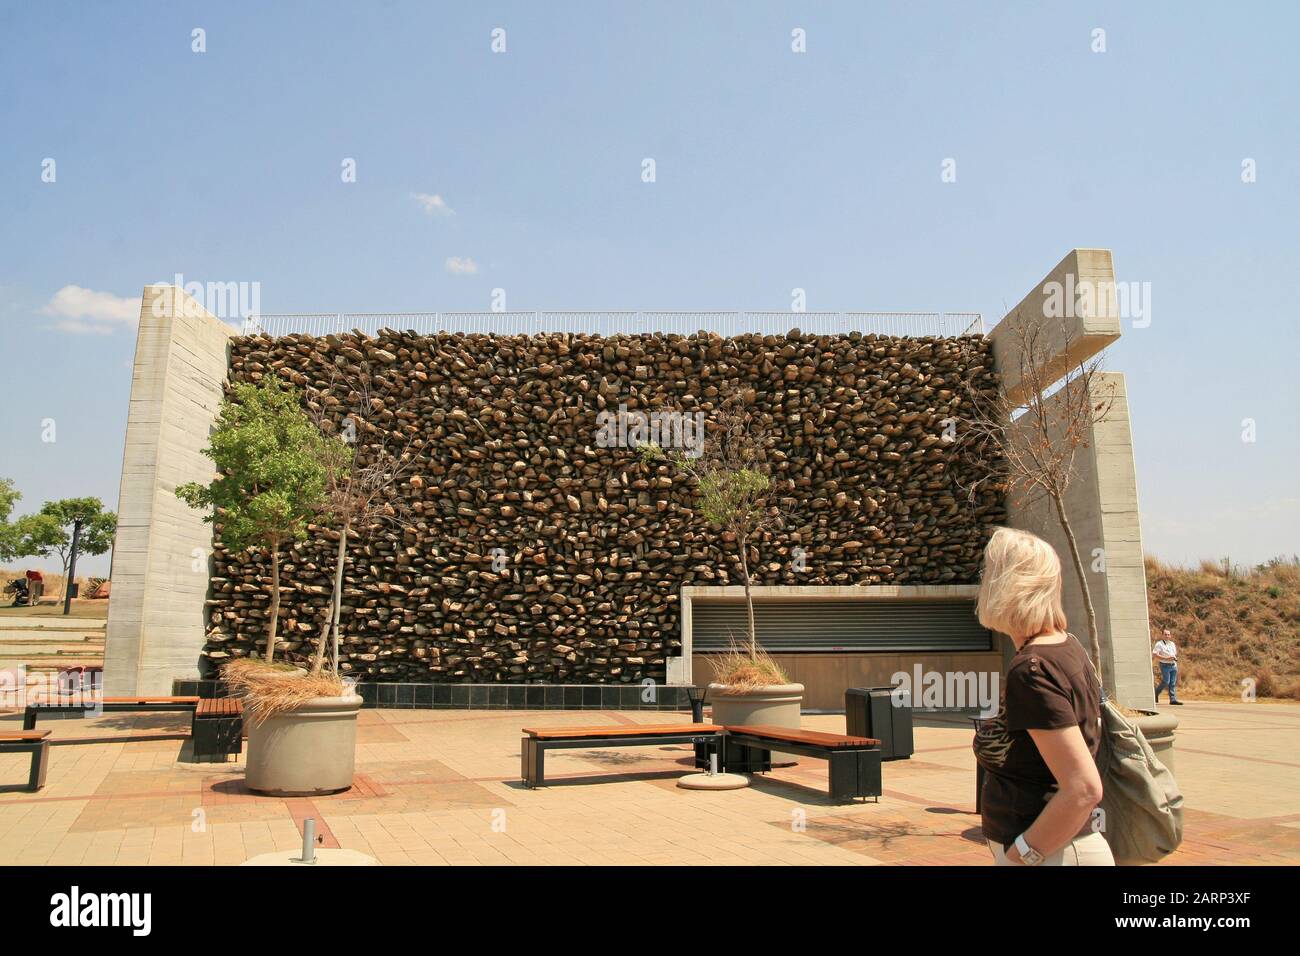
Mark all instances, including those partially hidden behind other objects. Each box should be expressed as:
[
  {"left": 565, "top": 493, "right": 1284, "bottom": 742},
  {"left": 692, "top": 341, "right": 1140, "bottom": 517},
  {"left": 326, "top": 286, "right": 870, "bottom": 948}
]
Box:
[{"left": 1145, "top": 556, "right": 1300, "bottom": 700}]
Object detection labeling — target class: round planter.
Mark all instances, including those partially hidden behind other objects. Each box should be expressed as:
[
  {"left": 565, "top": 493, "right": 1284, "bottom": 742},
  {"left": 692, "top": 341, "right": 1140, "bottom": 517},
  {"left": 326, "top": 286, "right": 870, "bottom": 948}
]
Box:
[
  {"left": 1133, "top": 712, "right": 1178, "bottom": 776},
  {"left": 708, "top": 682, "right": 805, "bottom": 766},
  {"left": 245, "top": 694, "right": 363, "bottom": 796}
]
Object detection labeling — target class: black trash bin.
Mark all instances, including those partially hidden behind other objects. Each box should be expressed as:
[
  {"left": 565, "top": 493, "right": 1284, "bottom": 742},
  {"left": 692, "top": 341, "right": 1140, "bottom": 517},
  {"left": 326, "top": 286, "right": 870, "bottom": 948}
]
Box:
[{"left": 845, "top": 686, "right": 914, "bottom": 760}]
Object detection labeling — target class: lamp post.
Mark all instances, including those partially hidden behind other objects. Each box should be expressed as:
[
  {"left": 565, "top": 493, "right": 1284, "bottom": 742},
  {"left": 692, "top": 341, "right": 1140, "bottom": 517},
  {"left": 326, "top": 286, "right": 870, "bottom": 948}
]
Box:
[{"left": 62, "top": 515, "right": 84, "bottom": 616}]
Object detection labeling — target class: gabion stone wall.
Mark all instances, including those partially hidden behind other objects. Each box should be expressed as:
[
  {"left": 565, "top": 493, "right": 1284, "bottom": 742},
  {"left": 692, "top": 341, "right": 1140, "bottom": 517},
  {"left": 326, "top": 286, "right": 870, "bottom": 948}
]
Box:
[{"left": 202, "top": 329, "right": 1004, "bottom": 683}]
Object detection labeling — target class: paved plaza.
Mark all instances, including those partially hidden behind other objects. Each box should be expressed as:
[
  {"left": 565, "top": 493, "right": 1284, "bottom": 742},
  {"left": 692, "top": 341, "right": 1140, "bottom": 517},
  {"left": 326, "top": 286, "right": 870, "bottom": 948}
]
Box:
[{"left": 1, "top": 700, "right": 1297, "bottom": 866}]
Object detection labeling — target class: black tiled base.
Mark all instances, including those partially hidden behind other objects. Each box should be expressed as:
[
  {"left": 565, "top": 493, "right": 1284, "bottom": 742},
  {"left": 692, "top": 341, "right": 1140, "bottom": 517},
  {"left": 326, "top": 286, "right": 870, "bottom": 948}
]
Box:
[{"left": 173, "top": 678, "right": 691, "bottom": 711}]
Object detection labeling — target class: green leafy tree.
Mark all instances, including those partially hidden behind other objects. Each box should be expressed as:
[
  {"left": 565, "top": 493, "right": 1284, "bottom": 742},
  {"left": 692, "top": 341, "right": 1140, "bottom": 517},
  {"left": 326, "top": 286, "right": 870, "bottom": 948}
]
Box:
[
  {"left": 177, "top": 377, "right": 332, "bottom": 664},
  {"left": 34, "top": 498, "right": 118, "bottom": 598},
  {"left": 0, "top": 478, "right": 22, "bottom": 562},
  {"left": 0, "top": 482, "right": 117, "bottom": 593}
]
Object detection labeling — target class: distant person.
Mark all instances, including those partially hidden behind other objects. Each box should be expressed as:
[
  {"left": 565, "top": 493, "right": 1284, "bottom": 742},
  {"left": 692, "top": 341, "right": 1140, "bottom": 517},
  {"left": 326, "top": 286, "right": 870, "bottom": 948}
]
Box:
[
  {"left": 24, "top": 569, "right": 43, "bottom": 604},
  {"left": 973, "top": 527, "right": 1112, "bottom": 866},
  {"left": 1152, "top": 629, "right": 1182, "bottom": 705}
]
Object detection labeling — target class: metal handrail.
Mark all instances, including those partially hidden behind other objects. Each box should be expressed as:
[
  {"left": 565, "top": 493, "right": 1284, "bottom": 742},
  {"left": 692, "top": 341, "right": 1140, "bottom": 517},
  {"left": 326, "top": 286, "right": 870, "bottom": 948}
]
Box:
[{"left": 242, "top": 310, "right": 985, "bottom": 338}]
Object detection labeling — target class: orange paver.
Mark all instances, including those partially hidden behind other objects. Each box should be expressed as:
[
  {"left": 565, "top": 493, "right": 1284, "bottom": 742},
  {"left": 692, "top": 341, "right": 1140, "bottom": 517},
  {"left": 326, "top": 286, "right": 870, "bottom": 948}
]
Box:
[{"left": 0, "top": 700, "right": 1295, "bottom": 866}]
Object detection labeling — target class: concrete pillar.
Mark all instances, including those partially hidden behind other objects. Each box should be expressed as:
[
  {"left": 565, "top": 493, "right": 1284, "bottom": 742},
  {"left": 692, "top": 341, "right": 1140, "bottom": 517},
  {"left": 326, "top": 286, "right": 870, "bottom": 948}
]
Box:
[
  {"left": 104, "top": 287, "right": 233, "bottom": 695},
  {"left": 990, "top": 251, "right": 1155, "bottom": 710}
]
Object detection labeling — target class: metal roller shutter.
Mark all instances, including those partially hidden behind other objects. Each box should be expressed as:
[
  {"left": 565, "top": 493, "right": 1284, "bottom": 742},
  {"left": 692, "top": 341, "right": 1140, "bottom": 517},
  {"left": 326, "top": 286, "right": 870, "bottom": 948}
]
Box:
[{"left": 691, "top": 600, "right": 991, "bottom": 652}]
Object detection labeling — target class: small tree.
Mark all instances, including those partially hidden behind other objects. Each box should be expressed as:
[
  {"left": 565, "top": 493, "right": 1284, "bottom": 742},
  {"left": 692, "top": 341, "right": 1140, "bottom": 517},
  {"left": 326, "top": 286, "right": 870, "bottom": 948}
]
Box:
[
  {"left": 0, "top": 478, "right": 32, "bottom": 563},
  {"left": 639, "top": 400, "right": 786, "bottom": 663},
  {"left": 305, "top": 374, "right": 425, "bottom": 676},
  {"left": 33, "top": 499, "right": 118, "bottom": 600},
  {"left": 960, "top": 312, "right": 1116, "bottom": 670},
  {"left": 177, "top": 377, "right": 332, "bottom": 665},
  {"left": 0, "top": 484, "right": 117, "bottom": 595}
]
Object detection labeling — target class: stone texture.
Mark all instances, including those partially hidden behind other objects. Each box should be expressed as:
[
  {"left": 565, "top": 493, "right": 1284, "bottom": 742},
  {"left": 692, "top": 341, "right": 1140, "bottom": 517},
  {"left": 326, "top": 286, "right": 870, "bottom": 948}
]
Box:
[{"left": 201, "top": 328, "right": 1004, "bottom": 684}]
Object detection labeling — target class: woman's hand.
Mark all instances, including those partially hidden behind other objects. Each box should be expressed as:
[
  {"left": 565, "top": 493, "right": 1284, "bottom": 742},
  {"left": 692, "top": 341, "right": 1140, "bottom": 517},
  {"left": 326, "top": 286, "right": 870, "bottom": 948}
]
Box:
[
  {"left": 1004, "top": 843, "right": 1024, "bottom": 865},
  {"left": 1021, "top": 725, "right": 1104, "bottom": 856}
]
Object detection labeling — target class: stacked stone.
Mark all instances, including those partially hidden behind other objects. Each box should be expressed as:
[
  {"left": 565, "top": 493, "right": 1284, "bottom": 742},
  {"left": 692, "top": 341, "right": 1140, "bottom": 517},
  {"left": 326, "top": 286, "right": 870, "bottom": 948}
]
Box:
[{"left": 202, "top": 328, "right": 1004, "bottom": 683}]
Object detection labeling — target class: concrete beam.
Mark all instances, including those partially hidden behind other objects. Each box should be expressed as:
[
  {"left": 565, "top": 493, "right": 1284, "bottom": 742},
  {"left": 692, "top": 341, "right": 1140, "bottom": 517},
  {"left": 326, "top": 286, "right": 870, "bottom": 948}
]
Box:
[
  {"left": 104, "top": 287, "right": 233, "bottom": 695},
  {"left": 988, "top": 249, "right": 1121, "bottom": 407}
]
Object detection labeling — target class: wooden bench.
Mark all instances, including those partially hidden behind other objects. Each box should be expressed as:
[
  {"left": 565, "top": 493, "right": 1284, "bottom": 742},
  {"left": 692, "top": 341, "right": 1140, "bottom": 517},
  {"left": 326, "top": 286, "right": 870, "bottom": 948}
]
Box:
[
  {"left": 22, "top": 696, "right": 201, "bottom": 730},
  {"left": 723, "top": 724, "right": 883, "bottom": 803},
  {"left": 0, "top": 730, "right": 51, "bottom": 791},
  {"left": 191, "top": 698, "right": 244, "bottom": 761},
  {"left": 521, "top": 723, "right": 725, "bottom": 788}
]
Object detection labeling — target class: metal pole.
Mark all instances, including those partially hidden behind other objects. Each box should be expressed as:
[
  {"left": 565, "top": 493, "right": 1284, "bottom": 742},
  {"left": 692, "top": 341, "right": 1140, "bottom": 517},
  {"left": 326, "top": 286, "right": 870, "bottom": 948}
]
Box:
[
  {"left": 295, "top": 818, "right": 317, "bottom": 864},
  {"left": 62, "top": 517, "right": 83, "bottom": 616}
]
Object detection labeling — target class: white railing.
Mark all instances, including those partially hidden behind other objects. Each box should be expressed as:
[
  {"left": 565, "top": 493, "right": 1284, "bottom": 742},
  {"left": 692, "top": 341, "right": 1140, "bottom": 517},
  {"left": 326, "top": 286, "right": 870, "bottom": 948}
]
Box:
[{"left": 242, "top": 310, "right": 985, "bottom": 339}]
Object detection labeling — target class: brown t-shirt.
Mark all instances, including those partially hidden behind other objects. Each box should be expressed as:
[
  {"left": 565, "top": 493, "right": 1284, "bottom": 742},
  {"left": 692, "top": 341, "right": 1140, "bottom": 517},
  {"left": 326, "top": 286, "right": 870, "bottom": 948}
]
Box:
[{"left": 974, "top": 636, "right": 1102, "bottom": 847}]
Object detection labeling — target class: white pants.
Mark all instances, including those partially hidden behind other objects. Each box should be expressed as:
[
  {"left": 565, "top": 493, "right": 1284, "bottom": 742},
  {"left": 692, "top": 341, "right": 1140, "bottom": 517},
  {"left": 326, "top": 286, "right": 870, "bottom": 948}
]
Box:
[{"left": 988, "top": 831, "right": 1115, "bottom": 866}]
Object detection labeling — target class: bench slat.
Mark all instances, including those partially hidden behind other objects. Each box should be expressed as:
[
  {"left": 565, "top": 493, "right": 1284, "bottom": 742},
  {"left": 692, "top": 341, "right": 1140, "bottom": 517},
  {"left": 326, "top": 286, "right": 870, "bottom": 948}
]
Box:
[
  {"left": 523, "top": 723, "right": 721, "bottom": 740},
  {"left": 196, "top": 698, "right": 243, "bottom": 717},
  {"left": 725, "top": 724, "right": 879, "bottom": 749},
  {"left": 0, "top": 731, "right": 51, "bottom": 742}
]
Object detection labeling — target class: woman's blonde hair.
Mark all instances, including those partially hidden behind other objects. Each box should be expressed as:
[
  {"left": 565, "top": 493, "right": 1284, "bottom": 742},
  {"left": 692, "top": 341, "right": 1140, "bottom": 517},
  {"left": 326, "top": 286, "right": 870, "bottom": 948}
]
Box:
[{"left": 976, "top": 527, "right": 1068, "bottom": 638}]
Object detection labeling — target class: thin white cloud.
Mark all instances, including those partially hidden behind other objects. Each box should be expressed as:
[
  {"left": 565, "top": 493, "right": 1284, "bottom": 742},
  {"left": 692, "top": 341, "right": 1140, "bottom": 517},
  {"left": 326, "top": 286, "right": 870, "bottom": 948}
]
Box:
[
  {"left": 444, "top": 256, "right": 479, "bottom": 276},
  {"left": 411, "top": 192, "right": 455, "bottom": 216},
  {"left": 43, "top": 285, "right": 140, "bottom": 334}
]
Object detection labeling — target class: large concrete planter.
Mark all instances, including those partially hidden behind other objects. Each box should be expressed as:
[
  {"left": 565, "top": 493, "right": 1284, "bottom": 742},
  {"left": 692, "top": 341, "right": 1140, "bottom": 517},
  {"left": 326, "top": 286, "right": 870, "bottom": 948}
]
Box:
[
  {"left": 1134, "top": 712, "right": 1178, "bottom": 777},
  {"left": 245, "top": 694, "right": 363, "bottom": 796},
  {"left": 708, "top": 682, "right": 804, "bottom": 765}
]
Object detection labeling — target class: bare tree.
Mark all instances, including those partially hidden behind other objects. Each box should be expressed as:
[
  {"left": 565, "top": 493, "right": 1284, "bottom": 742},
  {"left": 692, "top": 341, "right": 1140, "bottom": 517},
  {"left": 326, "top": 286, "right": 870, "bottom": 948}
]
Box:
[
  {"left": 959, "top": 312, "right": 1116, "bottom": 669},
  {"left": 306, "top": 370, "right": 428, "bottom": 675},
  {"left": 639, "top": 399, "right": 788, "bottom": 659}
]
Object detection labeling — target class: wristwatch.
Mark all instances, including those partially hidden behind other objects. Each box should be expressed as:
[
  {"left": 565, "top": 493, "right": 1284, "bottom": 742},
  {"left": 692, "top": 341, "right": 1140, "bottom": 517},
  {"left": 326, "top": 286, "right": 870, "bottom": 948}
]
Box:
[{"left": 1014, "top": 833, "right": 1045, "bottom": 866}]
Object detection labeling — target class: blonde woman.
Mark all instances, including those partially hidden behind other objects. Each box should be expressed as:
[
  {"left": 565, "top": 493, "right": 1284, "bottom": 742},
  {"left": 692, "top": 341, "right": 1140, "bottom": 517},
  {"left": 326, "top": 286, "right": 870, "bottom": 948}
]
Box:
[{"left": 973, "top": 527, "right": 1113, "bottom": 866}]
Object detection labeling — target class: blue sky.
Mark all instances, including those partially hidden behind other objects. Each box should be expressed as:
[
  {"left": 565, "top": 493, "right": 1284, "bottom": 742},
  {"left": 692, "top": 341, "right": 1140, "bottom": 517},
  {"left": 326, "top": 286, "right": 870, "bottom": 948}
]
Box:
[{"left": 1, "top": 1, "right": 1297, "bottom": 575}]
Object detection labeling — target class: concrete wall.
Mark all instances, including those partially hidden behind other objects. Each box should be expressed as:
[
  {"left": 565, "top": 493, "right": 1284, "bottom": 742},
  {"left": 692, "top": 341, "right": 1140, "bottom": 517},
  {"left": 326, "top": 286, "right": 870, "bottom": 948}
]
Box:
[
  {"left": 103, "top": 287, "right": 233, "bottom": 695},
  {"left": 993, "top": 251, "right": 1155, "bottom": 709}
]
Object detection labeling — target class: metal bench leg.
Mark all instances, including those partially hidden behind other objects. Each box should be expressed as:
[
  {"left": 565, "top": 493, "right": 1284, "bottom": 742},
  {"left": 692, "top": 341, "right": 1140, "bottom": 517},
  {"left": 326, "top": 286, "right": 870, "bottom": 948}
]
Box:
[
  {"left": 28, "top": 742, "right": 49, "bottom": 791},
  {"left": 857, "top": 748, "right": 882, "bottom": 800},
  {"left": 829, "top": 751, "right": 858, "bottom": 802},
  {"left": 22, "top": 709, "right": 36, "bottom": 732},
  {"left": 522, "top": 738, "right": 545, "bottom": 788}
]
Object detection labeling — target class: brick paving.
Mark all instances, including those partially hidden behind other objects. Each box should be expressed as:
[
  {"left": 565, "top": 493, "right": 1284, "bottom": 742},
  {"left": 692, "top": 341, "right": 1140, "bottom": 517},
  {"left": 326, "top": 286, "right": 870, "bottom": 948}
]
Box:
[{"left": 1, "top": 700, "right": 1296, "bottom": 866}]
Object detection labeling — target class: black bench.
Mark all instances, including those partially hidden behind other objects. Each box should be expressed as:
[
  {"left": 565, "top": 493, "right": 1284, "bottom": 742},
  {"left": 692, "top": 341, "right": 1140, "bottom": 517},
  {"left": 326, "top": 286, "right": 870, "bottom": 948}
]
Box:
[
  {"left": 23, "top": 696, "right": 200, "bottom": 730},
  {"left": 0, "top": 730, "right": 51, "bottom": 791},
  {"left": 521, "top": 723, "right": 725, "bottom": 788},
  {"left": 723, "top": 724, "right": 882, "bottom": 803},
  {"left": 191, "top": 697, "right": 244, "bottom": 761}
]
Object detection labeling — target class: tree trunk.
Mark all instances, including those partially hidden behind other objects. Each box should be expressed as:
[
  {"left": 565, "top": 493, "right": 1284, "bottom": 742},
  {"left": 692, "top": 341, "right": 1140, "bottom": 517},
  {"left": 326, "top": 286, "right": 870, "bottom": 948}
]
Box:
[
  {"left": 1048, "top": 486, "right": 1103, "bottom": 676},
  {"left": 329, "top": 519, "right": 349, "bottom": 672},
  {"left": 309, "top": 618, "right": 331, "bottom": 676},
  {"left": 738, "top": 533, "right": 756, "bottom": 658},
  {"left": 310, "top": 521, "right": 349, "bottom": 675},
  {"left": 266, "top": 542, "right": 281, "bottom": 664}
]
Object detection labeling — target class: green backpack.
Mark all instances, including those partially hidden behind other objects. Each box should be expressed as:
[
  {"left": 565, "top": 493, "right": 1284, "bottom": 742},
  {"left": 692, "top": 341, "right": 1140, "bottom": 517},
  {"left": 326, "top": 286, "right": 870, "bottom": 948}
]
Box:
[{"left": 1075, "top": 635, "right": 1185, "bottom": 865}]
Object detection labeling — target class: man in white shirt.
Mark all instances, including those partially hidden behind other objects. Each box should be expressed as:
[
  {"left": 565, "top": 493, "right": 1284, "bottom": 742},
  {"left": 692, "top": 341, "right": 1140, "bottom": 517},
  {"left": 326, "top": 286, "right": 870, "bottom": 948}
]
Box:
[{"left": 1152, "top": 629, "right": 1182, "bottom": 705}]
